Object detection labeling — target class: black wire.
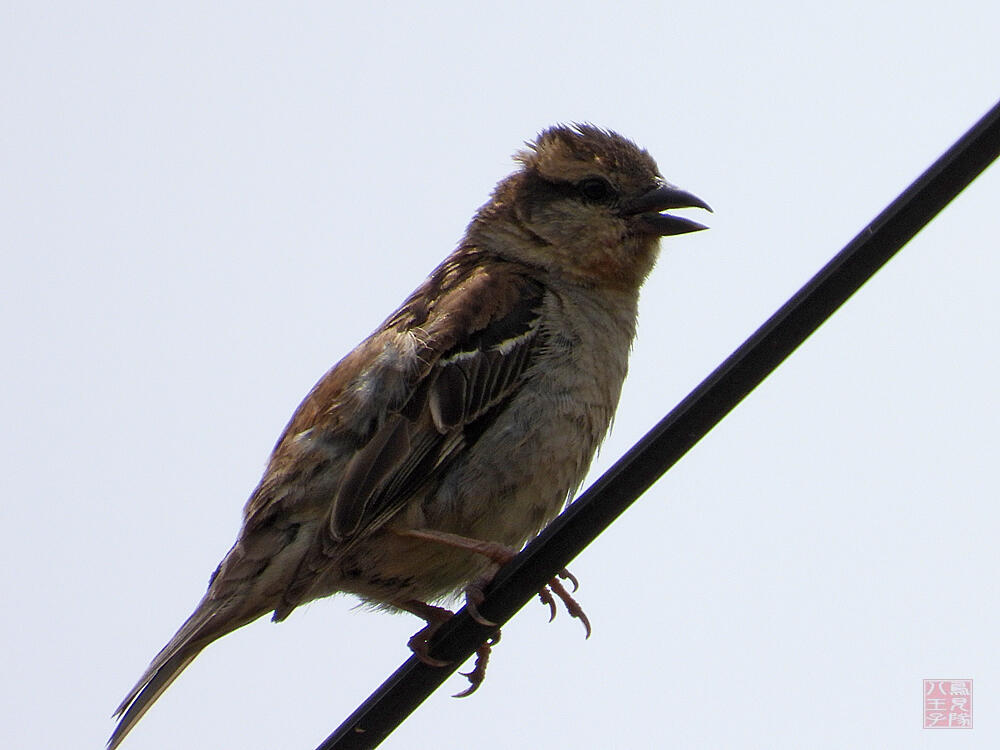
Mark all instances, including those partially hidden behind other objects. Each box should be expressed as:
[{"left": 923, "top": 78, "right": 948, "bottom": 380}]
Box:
[{"left": 316, "top": 99, "right": 1000, "bottom": 750}]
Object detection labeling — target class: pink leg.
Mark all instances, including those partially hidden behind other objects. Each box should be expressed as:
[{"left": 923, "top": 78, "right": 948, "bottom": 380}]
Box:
[
  {"left": 394, "top": 528, "right": 592, "bottom": 696},
  {"left": 395, "top": 528, "right": 592, "bottom": 635}
]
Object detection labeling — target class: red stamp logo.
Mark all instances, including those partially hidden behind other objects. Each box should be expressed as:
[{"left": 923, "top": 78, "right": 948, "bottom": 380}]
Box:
[{"left": 923, "top": 679, "right": 973, "bottom": 728}]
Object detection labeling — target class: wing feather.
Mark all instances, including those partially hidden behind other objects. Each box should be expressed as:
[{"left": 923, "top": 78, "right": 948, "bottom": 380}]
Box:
[
  {"left": 265, "top": 253, "right": 546, "bottom": 614},
  {"left": 327, "top": 272, "right": 545, "bottom": 539}
]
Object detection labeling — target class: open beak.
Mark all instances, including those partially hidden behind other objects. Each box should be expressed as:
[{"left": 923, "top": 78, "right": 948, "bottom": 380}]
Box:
[{"left": 622, "top": 181, "right": 712, "bottom": 236}]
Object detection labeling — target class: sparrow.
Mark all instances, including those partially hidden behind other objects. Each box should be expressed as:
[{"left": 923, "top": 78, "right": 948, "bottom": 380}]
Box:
[{"left": 109, "top": 124, "right": 710, "bottom": 748}]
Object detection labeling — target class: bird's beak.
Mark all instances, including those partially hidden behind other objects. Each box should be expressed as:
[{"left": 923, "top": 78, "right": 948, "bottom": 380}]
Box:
[{"left": 622, "top": 181, "right": 712, "bottom": 236}]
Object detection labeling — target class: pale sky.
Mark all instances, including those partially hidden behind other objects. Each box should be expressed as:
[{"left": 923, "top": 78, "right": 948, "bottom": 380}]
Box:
[{"left": 3, "top": 2, "right": 999, "bottom": 749}]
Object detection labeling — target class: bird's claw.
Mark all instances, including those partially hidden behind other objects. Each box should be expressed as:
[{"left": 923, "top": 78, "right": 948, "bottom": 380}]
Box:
[
  {"left": 464, "top": 582, "right": 498, "bottom": 627},
  {"left": 558, "top": 568, "right": 580, "bottom": 592},
  {"left": 403, "top": 601, "right": 454, "bottom": 667},
  {"left": 538, "top": 573, "right": 591, "bottom": 638},
  {"left": 538, "top": 587, "right": 558, "bottom": 622},
  {"left": 454, "top": 633, "right": 500, "bottom": 697}
]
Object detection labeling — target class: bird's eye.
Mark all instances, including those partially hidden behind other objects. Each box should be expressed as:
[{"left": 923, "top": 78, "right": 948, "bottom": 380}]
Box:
[{"left": 577, "top": 177, "right": 614, "bottom": 202}]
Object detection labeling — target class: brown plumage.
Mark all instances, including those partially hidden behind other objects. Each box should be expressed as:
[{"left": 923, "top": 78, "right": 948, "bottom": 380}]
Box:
[{"left": 109, "top": 124, "right": 709, "bottom": 748}]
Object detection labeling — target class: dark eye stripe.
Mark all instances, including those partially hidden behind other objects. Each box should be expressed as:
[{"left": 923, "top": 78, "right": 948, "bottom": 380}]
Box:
[
  {"left": 577, "top": 177, "right": 614, "bottom": 201},
  {"left": 523, "top": 172, "right": 618, "bottom": 206}
]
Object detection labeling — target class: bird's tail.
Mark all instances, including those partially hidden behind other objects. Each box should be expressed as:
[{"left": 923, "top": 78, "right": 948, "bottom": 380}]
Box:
[{"left": 108, "top": 592, "right": 265, "bottom": 750}]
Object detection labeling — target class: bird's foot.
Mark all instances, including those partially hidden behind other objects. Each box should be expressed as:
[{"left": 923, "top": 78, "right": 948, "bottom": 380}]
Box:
[
  {"left": 400, "top": 598, "right": 503, "bottom": 696},
  {"left": 454, "top": 631, "right": 501, "bottom": 698},
  {"left": 397, "top": 528, "right": 592, "bottom": 636},
  {"left": 400, "top": 601, "right": 454, "bottom": 668},
  {"left": 539, "top": 571, "right": 591, "bottom": 637}
]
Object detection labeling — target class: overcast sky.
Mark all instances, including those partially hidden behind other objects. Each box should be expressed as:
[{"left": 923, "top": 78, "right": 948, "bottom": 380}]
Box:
[{"left": 3, "top": 2, "right": 998, "bottom": 749}]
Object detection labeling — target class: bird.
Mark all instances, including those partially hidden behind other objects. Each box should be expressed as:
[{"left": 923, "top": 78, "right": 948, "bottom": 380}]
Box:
[{"left": 109, "top": 124, "right": 710, "bottom": 748}]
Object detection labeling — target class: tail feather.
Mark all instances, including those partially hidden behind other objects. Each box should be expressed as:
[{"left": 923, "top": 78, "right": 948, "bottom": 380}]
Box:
[
  {"left": 109, "top": 594, "right": 266, "bottom": 749},
  {"left": 108, "top": 649, "right": 202, "bottom": 750}
]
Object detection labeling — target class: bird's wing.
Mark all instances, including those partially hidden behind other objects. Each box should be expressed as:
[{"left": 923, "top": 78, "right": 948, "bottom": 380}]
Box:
[
  {"left": 237, "top": 251, "right": 546, "bottom": 612},
  {"left": 329, "top": 273, "right": 545, "bottom": 540}
]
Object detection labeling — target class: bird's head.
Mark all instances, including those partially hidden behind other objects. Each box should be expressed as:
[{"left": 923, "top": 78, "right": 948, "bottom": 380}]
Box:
[{"left": 472, "top": 124, "right": 711, "bottom": 291}]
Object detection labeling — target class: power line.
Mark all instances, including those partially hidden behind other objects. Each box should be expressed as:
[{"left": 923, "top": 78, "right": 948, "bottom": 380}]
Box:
[{"left": 315, "top": 98, "right": 1000, "bottom": 750}]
